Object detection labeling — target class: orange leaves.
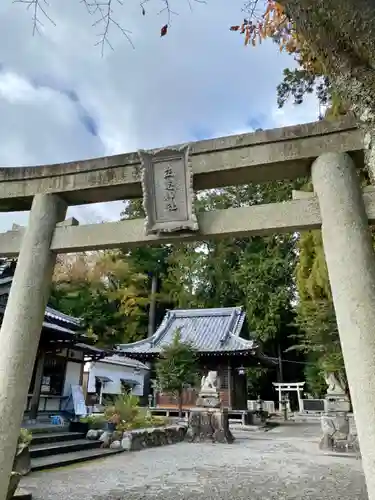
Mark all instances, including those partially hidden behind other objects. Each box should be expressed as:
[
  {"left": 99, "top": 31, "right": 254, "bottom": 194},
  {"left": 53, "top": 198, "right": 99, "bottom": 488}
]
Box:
[
  {"left": 160, "top": 24, "right": 168, "bottom": 37},
  {"left": 230, "top": 0, "right": 323, "bottom": 82},
  {"left": 273, "top": 2, "right": 285, "bottom": 16},
  {"left": 244, "top": 24, "right": 253, "bottom": 46},
  {"left": 231, "top": 0, "right": 303, "bottom": 55}
]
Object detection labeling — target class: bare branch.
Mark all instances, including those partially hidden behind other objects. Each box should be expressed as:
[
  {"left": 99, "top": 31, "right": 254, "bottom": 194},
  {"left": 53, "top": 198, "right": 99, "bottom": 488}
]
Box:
[
  {"left": 14, "top": 0, "right": 207, "bottom": 54},
  {"left": 13, "top": 0, "right": 56, "bottom": 35},
  {"left": 141, "top": 0, "right": 206, "bottom": 27},
  {"left": 80, "top": 0, "right": 134, "bottom": 56},
  {"left": 242, "top": 0, "right": 268, "bottom": 26}
]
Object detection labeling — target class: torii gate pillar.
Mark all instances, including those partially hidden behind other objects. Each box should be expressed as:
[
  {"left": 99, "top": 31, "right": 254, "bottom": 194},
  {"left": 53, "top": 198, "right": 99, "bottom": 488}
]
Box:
[
  {"left": 0, "top": 194, "right": 66, "bottom": 500},
  {"left": 312, "top": 152, "right": 375, "bottom": 500}
]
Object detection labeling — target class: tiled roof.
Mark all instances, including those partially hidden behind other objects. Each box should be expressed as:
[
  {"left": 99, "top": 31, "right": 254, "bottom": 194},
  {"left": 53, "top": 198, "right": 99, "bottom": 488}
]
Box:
[
  {"left": 45, "top": 306, "right": 81, "bottom": 326},
  {"left": 117, "top": 307, "right": 257, "bottom": 356},
  {"left": 42, "top": 320, "right": 77, "bottom": 335},
  {"left": 100, "top": 354, "right": 149, "bottom": 370},
  {"left": 0, "top": 303, "right": 77, "bottom": 336}
]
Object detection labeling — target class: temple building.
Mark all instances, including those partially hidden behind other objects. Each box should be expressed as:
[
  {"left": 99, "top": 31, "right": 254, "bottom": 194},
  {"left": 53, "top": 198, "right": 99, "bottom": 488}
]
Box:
[
  {"left": 0, "top": 259, "right": 105, "bottom": 420},
  {"left": 117, "top": 307, "right": 275, "bottom": 410}
]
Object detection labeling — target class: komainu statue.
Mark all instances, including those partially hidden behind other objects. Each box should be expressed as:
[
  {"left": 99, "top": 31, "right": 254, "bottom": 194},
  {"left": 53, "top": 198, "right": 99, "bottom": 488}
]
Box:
[{"left": 200, "top": 371, "right": 218, "bottom": 392}]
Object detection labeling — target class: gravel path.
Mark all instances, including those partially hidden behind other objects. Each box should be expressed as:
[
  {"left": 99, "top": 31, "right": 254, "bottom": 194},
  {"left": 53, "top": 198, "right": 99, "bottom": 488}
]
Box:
[{"left": 21, "top": 424, "right": 367, "bottom": 500}]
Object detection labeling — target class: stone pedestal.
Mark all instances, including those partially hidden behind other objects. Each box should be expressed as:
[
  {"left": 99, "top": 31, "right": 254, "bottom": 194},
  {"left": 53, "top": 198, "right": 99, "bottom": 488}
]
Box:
[
  {"left": 320, "top": 412, "right": 349, "bottom": 450},
  {"left": 187, "top": 408, "right": 234, "bottom": 444},
  {"left": 319, "top": 393, "right": 357, "bottom": 453},
  {"left": 325, "top": 394, "right": 351, "bottom": 413},
  {"left": 195, "top": 391, "right": 220, "bottom": 408}
]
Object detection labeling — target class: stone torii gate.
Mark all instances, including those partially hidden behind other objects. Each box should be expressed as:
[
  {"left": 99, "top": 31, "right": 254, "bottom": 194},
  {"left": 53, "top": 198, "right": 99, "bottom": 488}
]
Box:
[
  {"left": 1, "top": 118, "right": 375, "bottom": 499},
  {"left": 273, "top": 382, "right": 305, "bottom": 413}
]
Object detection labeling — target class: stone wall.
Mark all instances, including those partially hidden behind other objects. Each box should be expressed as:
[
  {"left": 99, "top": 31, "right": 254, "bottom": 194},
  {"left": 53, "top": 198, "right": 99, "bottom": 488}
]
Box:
[{"left": 86, "top": 425, "right": 187, "bottom": 452}]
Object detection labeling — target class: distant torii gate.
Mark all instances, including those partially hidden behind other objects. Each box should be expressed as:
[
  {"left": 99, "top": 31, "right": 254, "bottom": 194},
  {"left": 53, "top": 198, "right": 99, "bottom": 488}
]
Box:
[
  {"left": 2, "top": 118, "right": 375, "bottom": 500},
  {"left": 273, "top": 382, "right": 305, "bottom": 413}
]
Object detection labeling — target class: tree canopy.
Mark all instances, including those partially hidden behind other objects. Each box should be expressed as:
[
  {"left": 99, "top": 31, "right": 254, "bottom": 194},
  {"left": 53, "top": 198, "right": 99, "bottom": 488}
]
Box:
[
  {"left": 51, "top": 251, "right": 151, "bottom": 346},
  {"left": 51, "top": 181, "right": 307, "bottom": 399},
  {"left": 293, "top": 229, "right": 345, "bottom": 396}
]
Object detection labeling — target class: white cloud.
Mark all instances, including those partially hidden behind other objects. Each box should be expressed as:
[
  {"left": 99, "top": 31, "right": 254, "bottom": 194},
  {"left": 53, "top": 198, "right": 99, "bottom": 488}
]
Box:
[{"left": 0, "top": 0, "right": 319, "bottom": 231}]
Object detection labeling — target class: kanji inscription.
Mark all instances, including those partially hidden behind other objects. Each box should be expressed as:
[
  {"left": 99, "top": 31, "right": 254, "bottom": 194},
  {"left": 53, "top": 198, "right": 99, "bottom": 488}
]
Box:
[{"left": 138, "top": 144, "right": 199, "bottom": 235}]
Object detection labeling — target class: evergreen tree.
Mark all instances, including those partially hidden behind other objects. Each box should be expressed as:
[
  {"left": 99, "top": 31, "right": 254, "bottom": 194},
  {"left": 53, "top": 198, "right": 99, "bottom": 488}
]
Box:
[{"left": 155, "top": 329, "right": 198, "bottom": 418}]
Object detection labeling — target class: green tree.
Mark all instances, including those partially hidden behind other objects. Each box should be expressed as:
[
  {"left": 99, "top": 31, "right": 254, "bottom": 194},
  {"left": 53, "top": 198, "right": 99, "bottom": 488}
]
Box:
[
  {"left": 291, "top": 228, "right": 348, "bottom": 397},
  {"left": 121, "top": 199, "right": 172, "bottom": 336},
  {"left": 196, "top": 183, "right": 301, "bottom": 353},
  {"left": 162, "top": 181, "right": 307, "bottom": 394},
  {"left": 155, "top": 329, "right": 198, "bottom": 417},
  {"left": 161, "top": 242, "right": 206, "bottom": 309},
  {"left": 51, "top": 251, "right": 150, "bottom": 347}
]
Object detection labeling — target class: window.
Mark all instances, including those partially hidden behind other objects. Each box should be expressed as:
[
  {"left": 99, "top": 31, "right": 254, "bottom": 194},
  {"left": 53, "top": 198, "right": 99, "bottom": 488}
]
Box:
[
  {"left": 219, "top": 369, "right": 229, "bottom": 390},
  {"left": 41, "top": 356, "right": 66, "bottom": 396}
]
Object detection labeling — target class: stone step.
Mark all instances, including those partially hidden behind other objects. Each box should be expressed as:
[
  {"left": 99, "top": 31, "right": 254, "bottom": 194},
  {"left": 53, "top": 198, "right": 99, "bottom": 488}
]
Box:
[
  {"left": 22, "top": 424, "right": 70, "bottom": 435},
  {"left": 30, "top": 439, "right": 102, "bottom": 459},
  {"left": 31, "top": 447, "right": 124, "bottom": 472},
  {"left": 31, "top": 432, "right": 85, "bottom": 446}
]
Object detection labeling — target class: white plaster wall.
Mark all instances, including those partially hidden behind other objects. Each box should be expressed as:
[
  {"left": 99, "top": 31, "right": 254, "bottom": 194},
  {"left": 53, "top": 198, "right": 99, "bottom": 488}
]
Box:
[
  {"left": 63, "top": 361, "right": 82, "bottom": 396},
  {"left": 87, "top": 361, "right": 146, "bottom": 397}
]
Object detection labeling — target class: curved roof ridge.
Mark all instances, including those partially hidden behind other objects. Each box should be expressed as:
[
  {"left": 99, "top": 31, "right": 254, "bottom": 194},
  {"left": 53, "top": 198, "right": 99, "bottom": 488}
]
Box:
[
  {"left": 116, "top": 309, "right": 175, "bottom": 351},
  {"left": 229, "top": 332, "right": 257, "bottom": 349},
  {"left": 172, "top": 306, "right": 243, "bottom": 318},
  {"left": 116, "top": 306, "right": 255, "bottom": 356}
]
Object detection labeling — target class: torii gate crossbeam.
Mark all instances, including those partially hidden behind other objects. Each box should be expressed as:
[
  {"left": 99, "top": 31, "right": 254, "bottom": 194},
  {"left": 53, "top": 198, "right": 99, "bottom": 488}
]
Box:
[{"left": 0, "top": 119, "right": 375, "bottom": 500}]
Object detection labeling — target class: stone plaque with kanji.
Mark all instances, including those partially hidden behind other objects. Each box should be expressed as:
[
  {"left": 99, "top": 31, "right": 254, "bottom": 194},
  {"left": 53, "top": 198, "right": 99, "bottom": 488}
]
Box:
[{"left": 138, "top": 144, "right": 199, "bottom": 235}]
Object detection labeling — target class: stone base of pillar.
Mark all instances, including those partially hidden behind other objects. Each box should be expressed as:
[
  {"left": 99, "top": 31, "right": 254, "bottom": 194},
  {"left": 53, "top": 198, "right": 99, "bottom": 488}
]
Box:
[
  {"left": 12, "top": 488, "right": 32, "bottom": 500},
  {"left": 186, "top": 408, "right": 234, "bottom": 444}
]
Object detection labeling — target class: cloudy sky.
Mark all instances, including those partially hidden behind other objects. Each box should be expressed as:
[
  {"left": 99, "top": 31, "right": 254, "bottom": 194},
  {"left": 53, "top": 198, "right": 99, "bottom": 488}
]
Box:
[{"left": 0, "top": 0, "right": 319, "bottom": 231}]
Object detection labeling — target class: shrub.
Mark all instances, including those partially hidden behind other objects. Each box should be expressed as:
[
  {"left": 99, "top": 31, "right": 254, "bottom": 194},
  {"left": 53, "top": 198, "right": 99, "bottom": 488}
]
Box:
[
  {"left": 117, "top": 413, "right": 169, "bottom": 432},
  {"left": 149, "top": 415, "right": 169, "bottom": 427},
  {"left": 104, "top": 393, "right": 140, "bottom": 426},
  {"left": 102, "top": 394, "right": 170, "bottom": 432},
  {"left": 80, "top": 414, "right": 107, "bottom": 429},
  {"left": 18, "top": 428, "right": 32, "bottom": 447}
]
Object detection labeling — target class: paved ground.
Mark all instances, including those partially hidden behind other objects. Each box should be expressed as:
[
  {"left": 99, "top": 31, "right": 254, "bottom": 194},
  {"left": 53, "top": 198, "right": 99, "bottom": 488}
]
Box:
[{"left": 21, "top": 423, "right": 367, "bottom": 500}]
